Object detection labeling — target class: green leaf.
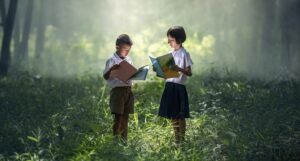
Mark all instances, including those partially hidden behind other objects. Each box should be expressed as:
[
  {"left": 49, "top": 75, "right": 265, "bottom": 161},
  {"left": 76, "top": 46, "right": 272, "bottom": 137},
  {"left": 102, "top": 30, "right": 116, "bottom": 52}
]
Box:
[{"left": 27, "top": 136, "right": 39, "bottom": 143}]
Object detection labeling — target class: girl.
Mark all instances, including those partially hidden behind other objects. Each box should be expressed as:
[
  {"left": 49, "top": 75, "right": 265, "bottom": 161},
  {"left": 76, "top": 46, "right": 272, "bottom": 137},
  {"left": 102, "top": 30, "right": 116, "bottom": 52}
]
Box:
[{"left": 159, "top": 26, "right": 193, "bottom": 144}]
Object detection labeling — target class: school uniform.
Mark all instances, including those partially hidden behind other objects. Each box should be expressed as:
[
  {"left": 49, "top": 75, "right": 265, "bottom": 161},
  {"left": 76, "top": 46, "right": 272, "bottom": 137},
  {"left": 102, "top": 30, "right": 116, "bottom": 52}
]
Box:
[
  {"left": 159, "top": 47, "right": 193, "bottom": 119},
  {"left": 103, "top": 53, "right": 134, "bottom": 114}
]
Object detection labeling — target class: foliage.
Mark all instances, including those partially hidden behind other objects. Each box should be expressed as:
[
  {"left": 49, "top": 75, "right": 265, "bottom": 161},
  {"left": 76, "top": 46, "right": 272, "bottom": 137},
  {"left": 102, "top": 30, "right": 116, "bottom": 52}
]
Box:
[{"left": 0, "top": 70, "right": 299, "bottom": 161}]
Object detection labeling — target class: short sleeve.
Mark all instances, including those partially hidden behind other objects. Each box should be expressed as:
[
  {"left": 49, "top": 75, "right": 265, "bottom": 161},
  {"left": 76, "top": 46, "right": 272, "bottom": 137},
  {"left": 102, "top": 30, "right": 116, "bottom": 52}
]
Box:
[
  {"left": 184, "top": 52, "right": 193, "bottom": 68},
  {"left": 103, "top": 59, "right": 113, "bottom": 75}
]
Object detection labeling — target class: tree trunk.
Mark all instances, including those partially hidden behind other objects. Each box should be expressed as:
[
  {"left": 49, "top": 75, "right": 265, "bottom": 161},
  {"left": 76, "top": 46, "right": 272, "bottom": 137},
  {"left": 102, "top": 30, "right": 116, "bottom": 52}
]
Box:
[
  {"left": 18, "top": 0, "right": 33, "bottom": 61},
  {"left": 279, "top": 0, "right": 292, "bottom": 70},
  {"left": 0, "top": 0, "right": 5, "bottom": 27},
  {"left": 13, "top": 8, "right": 20, "bottom": 59},
  {"left": 261, "top": 0, "right": 276, "bottom": 72},
  {"left": 0, "top": 0, "right": 18, "bottom": 75},
  {"left": 295, "top": 1, "right": 300, "bottom": 72},
  {"left": 35, "top": 0, "right": 46, "bottom": 59}
]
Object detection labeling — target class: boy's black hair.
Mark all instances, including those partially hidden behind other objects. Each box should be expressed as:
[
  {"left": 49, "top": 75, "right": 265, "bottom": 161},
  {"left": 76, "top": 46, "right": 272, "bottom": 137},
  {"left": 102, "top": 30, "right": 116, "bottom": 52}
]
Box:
[
  {"left": 116, "top": 34, "right": 133, "bottom": 46},
  {"left": 167, "top": 26, "right": 186, "bottom": 44}
]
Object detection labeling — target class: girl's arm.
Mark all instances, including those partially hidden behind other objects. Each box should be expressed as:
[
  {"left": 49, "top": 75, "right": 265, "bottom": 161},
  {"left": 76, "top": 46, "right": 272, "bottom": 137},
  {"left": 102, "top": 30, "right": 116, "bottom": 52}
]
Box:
[{"left": 173, "top": 65, "right": 192, "bottom": 76}]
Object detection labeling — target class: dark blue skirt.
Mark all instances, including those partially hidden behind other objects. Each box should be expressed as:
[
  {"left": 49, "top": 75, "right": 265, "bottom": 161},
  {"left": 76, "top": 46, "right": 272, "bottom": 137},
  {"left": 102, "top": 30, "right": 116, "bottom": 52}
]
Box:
[{"left": 159, "top": 82, "right": 190, "bottom": 119}]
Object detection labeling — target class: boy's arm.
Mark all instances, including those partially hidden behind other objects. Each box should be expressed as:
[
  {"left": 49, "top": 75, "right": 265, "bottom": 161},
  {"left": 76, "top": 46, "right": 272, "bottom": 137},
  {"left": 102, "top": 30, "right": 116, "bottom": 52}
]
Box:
[
  {"left": 103, "top": 64, "right": 119, "bottom": 80},
  {"left": 173, "top": 65, "right": 192, "bottom": 76}
]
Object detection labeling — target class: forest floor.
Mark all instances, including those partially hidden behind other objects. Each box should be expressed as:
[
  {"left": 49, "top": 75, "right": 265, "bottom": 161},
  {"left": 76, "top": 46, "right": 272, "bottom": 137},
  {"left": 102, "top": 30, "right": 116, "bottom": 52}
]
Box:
[{"left": 0, "top": 72, "right": 299, "bottom": 161}]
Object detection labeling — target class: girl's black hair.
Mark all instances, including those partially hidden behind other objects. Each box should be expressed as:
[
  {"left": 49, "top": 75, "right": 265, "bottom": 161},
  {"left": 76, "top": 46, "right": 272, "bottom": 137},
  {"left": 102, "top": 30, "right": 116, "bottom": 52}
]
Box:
[
  {"left": 167, "top": 26, "right": 186, "bottom": 44},
  {"left": 116, "top": 34, "right": 133, "bottom": 46}
]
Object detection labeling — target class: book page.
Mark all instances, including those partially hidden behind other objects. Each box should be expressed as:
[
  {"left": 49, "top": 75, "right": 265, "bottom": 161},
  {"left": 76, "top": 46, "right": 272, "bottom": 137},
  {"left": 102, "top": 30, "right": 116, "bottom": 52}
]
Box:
[
  {"left": 149, "top": 55, "right": 165, "bottom": 78},
  {"left": 130, "top": 65, "right": 149, "bottom": 80}
]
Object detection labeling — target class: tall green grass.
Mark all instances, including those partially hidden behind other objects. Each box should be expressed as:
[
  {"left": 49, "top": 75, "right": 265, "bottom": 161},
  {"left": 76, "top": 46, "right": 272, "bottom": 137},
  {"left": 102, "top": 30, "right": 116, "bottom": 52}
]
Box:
[{"left": 0, "top": 72, "right": 299, "bottom": 161}]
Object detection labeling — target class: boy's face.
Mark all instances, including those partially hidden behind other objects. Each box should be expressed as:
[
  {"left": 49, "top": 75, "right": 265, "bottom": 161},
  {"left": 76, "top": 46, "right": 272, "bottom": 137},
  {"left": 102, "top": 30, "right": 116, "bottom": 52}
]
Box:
[
  {"left": 116, "top": 44, "right": 131, "bottom": 58},
  {"left": 167, "top": 35, "right": 181, "bottom": 49}
]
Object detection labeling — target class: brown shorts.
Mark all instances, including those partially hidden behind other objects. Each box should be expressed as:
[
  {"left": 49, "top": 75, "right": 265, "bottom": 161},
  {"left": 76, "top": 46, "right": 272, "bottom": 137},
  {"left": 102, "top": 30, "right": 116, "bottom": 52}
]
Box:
[{"left": 109, "top": 86, "right": 134, "bottom": 114}]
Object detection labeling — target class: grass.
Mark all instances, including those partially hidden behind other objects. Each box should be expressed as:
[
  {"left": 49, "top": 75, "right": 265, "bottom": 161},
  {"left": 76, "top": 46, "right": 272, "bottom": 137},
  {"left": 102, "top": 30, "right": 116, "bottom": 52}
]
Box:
[{"left": 0, "top": 72, "right": 299, "bottom": 161}]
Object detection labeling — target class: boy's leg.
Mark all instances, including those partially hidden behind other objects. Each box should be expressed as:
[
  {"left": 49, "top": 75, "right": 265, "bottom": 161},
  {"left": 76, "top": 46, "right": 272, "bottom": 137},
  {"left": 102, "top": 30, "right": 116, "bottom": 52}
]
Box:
[
  {"left": 120, "top": 114, "right": 129, "bottom": 140},
  {"left": 121, "top": 88, "right": 133, "bottom": 141},
  {"left": 113, "top": 113, "right": 122, "bottom": 136}
]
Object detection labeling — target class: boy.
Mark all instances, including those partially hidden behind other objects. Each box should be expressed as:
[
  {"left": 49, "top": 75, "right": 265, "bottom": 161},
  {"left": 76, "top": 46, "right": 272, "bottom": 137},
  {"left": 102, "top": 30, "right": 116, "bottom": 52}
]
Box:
[{"left": 103, "top": 34, "right": 134, "bottom": 141}]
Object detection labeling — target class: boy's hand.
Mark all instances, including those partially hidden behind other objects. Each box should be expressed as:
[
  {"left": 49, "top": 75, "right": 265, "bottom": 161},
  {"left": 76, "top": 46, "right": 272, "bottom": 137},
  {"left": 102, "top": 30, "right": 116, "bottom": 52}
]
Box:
[
  {"left": 110, "top": 64, "right": 120, "bottom": 71},
  {"left": 103, "top": 64, "right": 120, "bottom": 80},
  {"left": 125, "top": 80, "right": 130, "bottom": 84}
]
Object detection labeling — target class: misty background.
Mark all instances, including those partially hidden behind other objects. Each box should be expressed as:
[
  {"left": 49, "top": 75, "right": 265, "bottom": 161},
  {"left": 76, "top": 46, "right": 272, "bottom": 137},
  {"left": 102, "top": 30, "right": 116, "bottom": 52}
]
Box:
[
  {"left": 1, "top": 0, "right": 299, "bottom": 80},
  {"left": 1, "top": 1, "right": 300, "bottom": 160}
]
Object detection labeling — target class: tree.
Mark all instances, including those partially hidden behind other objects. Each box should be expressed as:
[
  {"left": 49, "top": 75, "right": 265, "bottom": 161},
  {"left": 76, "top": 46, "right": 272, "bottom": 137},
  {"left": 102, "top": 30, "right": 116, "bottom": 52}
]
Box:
[
  {"left": 279, "top": 0, "right": 300, "bottom": 71},
  {"left": 18, "top": 0, "right": 33, "bottom": 61},
  {"left": 13, "top": 7, "right": 20, "bottom": 59},
  {"left": 0, "top": 0, "right": 5, "bottom": 27},
  {"left": 35, "top": 0, "right": 46, "bottom": 59},
  {"left": 0, "top": 0, "right": 18, "bottom": 75},
  {"left": 260, "top": 0, "right": 276, "bottom": 72}
]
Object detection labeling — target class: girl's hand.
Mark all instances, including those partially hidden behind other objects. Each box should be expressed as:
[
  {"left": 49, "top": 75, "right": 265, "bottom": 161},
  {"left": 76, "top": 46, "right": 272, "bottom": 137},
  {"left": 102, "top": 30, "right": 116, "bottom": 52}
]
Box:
[
  {"left": 172, "top": 65, "right": 192, "bottom": 76},
  {"left": 172, "top": 64, "right": 181, "bottom": 72}
]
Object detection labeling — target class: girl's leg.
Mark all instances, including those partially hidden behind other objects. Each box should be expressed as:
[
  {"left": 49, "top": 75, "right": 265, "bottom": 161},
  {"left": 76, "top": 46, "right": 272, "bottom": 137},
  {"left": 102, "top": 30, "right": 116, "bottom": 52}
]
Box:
[
  {"left": 113, "top": 113, "right": 122, "bottom": 136},
  {"left": 179, "top": 119, "right": 186, "bottom": 142},
  {"left": 172, "top": 119, "right": 180, "bottom": 143},
  {"left": 120, "top": 114, "right": 129, "bottom": 141}
]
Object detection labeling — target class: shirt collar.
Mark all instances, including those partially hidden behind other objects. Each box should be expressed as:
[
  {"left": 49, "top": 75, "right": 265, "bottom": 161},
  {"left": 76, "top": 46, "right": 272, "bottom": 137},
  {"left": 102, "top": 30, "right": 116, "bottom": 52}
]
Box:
[
  {"left": 172, "top": 47, "right": 184, "bottom": 55},
  {"left": 113, "top": 53, "right": 129, "bottom": 61}
]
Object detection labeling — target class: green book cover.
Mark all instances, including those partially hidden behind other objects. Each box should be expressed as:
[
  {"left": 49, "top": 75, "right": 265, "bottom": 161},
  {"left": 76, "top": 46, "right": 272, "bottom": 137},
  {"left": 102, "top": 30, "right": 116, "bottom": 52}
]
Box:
[{"left": 149, "top": 53, "right": 179, "bottom": 79}]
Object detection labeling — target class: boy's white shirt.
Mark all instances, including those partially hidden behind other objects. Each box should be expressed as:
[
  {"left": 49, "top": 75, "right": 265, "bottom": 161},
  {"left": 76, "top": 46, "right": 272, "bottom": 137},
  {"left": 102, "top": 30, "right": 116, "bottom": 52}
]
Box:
[
  {"left": 166, "top": 47, "right": 193, "bottom": 85},
  {"left": 103, "top": 53, "right": 133, "bottom": 88}
]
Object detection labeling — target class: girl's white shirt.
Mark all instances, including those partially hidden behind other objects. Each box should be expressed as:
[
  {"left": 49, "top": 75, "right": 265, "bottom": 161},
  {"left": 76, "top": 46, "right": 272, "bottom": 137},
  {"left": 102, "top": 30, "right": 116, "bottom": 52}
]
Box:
[{"left": 166, "top": 47, "right": 193, "bottom": 85}]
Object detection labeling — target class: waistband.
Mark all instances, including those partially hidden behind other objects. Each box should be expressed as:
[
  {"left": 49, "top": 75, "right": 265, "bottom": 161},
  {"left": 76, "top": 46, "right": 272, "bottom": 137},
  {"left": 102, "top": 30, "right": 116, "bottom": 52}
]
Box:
[
  {"left": 113, "top": 86, "right": 131, "bottom": 89},
  {"left": 165, "top": 82, "right": 185, "bottom": 87}
]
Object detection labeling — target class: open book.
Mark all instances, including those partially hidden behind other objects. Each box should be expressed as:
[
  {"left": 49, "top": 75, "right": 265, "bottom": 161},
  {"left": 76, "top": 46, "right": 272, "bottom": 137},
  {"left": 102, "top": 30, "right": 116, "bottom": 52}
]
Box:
[
  {"left": 149, "top": 53, "right": 180, "bottom": 79},
  {"left": 110, "top": 60, "right": 149, "bottom": 83}
]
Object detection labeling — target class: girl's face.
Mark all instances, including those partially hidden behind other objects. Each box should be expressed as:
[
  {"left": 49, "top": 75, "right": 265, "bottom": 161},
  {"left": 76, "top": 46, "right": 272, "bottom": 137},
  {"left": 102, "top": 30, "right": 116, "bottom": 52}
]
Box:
[
  {"left": 167, "top": 35, "right": 181, "bottom": 50},
  {"left": 116, "top": 44, "right": 131, "bottom": 58}
]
